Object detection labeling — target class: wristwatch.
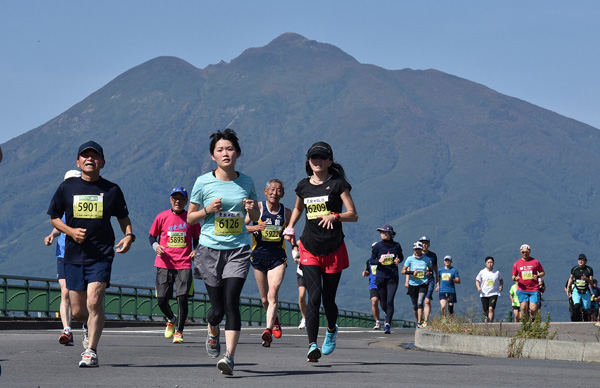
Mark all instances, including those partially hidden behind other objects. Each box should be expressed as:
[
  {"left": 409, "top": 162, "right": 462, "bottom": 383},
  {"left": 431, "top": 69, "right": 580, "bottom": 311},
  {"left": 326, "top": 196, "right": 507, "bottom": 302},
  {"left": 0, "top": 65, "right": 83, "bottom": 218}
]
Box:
[{"left": 126, "top": 233, "right": 136, "bottom": 242}]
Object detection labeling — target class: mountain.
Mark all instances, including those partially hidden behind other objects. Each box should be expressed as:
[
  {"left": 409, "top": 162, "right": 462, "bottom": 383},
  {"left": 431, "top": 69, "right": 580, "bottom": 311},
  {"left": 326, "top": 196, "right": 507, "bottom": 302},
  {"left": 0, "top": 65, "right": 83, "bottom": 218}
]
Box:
[{"left": 1, "top": 32, "right": 598, "bottom": 321}]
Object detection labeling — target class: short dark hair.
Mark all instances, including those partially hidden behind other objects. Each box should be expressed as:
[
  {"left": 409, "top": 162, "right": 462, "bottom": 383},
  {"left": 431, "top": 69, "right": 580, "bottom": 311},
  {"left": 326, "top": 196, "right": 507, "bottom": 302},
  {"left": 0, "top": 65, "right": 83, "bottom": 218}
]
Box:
[
  {"left": 209, "top": 128, "right": 241, "bottom": 156},
  {"left": 485, "top": 256, "right": 494, "bottom": 263}
]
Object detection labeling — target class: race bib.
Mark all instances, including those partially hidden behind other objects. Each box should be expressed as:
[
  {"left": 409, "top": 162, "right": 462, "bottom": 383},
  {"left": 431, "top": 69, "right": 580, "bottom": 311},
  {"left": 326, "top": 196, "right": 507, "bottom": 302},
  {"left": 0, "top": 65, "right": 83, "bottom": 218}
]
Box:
[
  {"left": 304, "top": 196, "right": 330, "bottom": 220},
  {"left": 381, "top": 253, "right": 395, "bottom": 266},
  {"left": 521, "top": 271, "right": 533, "bottom": 280},
  {"left": 73, "top": 195, "right": 103, "bottom": 219},
  {"left": 261, "top": 224, "right": 282, "bottom": 242},
  {"left": 575, "top": 279, "right": 587, "bottom": 288},
  {"left": 486, "top": 279, "right": 495, "bottom": 286},
  {"left": 370, "top": 265, "right": 377, "bottom": 275},
  {"left": 167, "top": 231, "right": 186, "bottom": 248},
  {"left": 414, "top": 271, "right": 425, "bottom": 279},
  {"left": 442, "top": 273, "right": 451, "bottom": 281},
  {"left": 214, "top": 211, "right": 243, "bottom": 236}
]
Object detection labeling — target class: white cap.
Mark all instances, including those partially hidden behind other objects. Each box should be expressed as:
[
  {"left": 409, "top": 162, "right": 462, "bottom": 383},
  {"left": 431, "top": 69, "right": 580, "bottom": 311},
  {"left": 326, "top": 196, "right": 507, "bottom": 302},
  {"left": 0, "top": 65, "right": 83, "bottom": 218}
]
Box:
[
  {"left": 520, "top": 244, "right": 531, "bottom": 252},
  {"left": 444, "top": 255, "right": 452, "bottom": 261},
  {"left": 64, "top": 170, "right": 81, "bottom": 181}
]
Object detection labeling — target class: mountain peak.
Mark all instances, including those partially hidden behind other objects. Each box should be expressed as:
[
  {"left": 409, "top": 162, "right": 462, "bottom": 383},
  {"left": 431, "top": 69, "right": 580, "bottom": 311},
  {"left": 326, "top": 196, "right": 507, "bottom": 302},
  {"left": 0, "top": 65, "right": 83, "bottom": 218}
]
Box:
[{"left": 232, "top": 32, "right": 358, "bottom": 68}]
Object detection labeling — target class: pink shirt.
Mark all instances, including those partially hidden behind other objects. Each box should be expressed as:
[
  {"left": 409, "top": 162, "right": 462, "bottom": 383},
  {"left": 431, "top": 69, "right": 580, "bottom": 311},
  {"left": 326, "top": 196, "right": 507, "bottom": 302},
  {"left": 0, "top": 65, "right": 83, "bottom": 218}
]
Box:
[
  {"left": 149, "top": 210, "right": 200, "bottom": 269},
  {"left": 512, "top": 257, "right": 544, "bottom": 292}
]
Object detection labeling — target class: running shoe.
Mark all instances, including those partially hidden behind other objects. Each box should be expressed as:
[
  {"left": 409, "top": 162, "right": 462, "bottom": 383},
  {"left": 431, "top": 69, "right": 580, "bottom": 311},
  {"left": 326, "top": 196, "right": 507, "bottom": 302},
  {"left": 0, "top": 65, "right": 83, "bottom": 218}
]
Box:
[
  {"left": 373, "top": 321, "right": 381, "bottom": 330},
  {"left": 322, "top": 324, "right": 338, "bottom": 355},
  {"left": 421, "top": 321, "right": 428, "bottom": 328},
  {"left": 79, "top": 348, "right": 99, "bottom": 368},
  {"left": 165, "top": 320, "right": 175, "bottom": 339},
  {"left": 172, "top": 331, "right": 183, "bottom": 344},
  {"left": 217, "top": 355, "right": 234, "bottom": 375},
  {"left": 307, "top": 343, "right": 321, "bottom": 362},
  {"left": 272, "top": 316, "right": 282, "bottom": 339},
  {"left": 82, "top": 325, "right": 89, "bottom": 349},
  {"left": 298, "top": 318, "right": 306, "bottom": 329},
  {"left": 206, "top": 326, "right": 221, "bottom": 358},
  {"left": 596, "top": 322, "right": 600, "bottom": 327},
  {"left": 59, "top": 330, "right": 74, "bottom": 346},
  {"left": 261, "top": 329, "right": 273, "bottom": 347},
  {"left": 384, "top": 323, "right": 391, "bottom": 334}
]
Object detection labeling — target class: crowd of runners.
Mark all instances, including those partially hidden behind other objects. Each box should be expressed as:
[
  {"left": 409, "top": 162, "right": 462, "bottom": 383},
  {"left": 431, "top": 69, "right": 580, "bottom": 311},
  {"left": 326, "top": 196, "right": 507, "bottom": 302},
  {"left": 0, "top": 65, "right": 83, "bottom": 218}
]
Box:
[
  {"left": 43, "top": 132, "right": 357, "bottom": 375},
  {"left": 43, "top": 131, "right": 600, "bottom": 376}
]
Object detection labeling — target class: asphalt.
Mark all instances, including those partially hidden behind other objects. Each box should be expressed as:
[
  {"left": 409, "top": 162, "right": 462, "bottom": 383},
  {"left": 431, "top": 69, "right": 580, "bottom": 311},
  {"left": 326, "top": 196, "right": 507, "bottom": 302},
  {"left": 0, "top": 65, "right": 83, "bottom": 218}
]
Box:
[{"left": 3, "top": 324, "right": 600, "bottom": 388}]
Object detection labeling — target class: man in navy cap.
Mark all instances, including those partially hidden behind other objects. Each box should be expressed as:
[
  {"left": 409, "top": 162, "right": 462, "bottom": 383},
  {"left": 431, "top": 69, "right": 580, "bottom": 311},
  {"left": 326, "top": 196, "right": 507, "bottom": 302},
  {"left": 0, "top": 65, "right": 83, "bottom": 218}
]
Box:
[{"left": 47, "top": 141, "right": 135, "bottom": 367}]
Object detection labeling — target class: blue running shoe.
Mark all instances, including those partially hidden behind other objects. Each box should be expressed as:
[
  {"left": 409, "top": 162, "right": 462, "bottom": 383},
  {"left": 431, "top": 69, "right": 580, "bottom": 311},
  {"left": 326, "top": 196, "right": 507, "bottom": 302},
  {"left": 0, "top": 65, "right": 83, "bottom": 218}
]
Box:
[
  {"left": 322, "top": 325, "right": 338, "bottom": 355},
  {"left": 307, "top": 343, "right": 321, "bottom": 362}
]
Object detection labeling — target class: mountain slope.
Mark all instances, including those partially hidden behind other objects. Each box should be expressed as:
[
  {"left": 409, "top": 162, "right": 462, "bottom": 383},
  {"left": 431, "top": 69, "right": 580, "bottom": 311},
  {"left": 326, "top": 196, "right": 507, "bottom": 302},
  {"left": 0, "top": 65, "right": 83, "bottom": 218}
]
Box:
[{"left": 1, "top": 33, "right": 598, "bottom": 320}]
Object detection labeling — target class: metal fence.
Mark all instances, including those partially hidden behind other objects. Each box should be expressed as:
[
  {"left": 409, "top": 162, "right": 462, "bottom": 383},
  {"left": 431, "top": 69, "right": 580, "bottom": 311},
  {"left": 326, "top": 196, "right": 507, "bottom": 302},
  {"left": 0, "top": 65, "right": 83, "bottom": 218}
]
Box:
[{"left": 0, "top": 274, "right": 416, "bottom": 328}]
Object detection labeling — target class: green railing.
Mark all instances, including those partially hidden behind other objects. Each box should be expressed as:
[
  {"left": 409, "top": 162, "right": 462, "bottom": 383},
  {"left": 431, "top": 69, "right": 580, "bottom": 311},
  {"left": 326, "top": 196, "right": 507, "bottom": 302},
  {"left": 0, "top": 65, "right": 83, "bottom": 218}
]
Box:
[{"left": 0, "top": 274, "right": 416, "bottom": 328}]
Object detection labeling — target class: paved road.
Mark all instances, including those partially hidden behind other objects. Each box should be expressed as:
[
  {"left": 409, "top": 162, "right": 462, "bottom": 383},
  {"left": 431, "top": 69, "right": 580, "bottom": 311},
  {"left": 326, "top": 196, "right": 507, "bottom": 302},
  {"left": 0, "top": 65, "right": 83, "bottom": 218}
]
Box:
[{"left": 1, "top": 325, "right": 599, "bottom": 387}]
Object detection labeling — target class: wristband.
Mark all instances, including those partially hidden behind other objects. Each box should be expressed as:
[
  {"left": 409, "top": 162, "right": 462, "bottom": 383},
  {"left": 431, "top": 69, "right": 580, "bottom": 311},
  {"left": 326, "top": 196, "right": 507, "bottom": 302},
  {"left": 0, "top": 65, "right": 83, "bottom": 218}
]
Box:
[
  {"left": 152, "top": 242, "right": 159, "bottom": 252},
  {"left": 404, "top": 270, "right": 414, "bottom": 275},
  {"left": 332, "top": 212, "right": 340, "bottom": 221},
  {"left": 282, "top": 227, "right": 295, "bottom": 236}
]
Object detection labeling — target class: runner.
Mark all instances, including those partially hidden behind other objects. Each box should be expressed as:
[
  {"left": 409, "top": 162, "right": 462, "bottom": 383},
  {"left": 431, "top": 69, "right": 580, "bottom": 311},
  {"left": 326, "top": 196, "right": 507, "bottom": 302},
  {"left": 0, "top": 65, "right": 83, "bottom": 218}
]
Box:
[
  {"left": 368, "top": 224, "right": 403, "bottom": 334},
  {"left": 401, "top": 242, "right": 432, "bottom": 328},
  {"left": 511, "top": 244, "right": 544, "bottom": 322},
  {"left": 149, "top": 187, "right": 200, "bottom": 343},
  {"left": 47, "top": 141, "right": 134, "bottom": 367},
  {"left": 283, "top": 141, "right": 358, "bottom": 362},
  {"left": 419, "top": 236, "right": 438, "bottom": 325},
  {"left": 245, "top": 179, "right": 292, "bottom": 347},
  {"left": 436, "top": 255, "right": 460, "bottom": 318},
  {"left": 187, "top": 129, "right": 259, "bottom": 376},
  {"left": 475, "top": 256, "right": 503, "bottom": 322},
  {"left": 591, "top": 279, "right": 600, "bottom": 324},
  {"left": 509, "top": 280, "right": 520, "bottom": 322},
  {"left": 44, "top": 170, "right": 84, "bottom": 346},
  {"left": 565, "top": 254, "right": 594, "bottom": 321},
  {"left": 293, "top": 246, "right": 307, "bottom": 329},
  {"left": 362, "top": 252, "right": 381, "bottom": 330}
]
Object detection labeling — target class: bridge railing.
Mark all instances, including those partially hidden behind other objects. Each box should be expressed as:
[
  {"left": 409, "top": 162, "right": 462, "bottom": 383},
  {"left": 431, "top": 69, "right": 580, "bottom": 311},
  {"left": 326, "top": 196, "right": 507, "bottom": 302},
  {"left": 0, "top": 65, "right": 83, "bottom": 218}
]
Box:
[{"left": 0, "top": 274, "right": 415, "bottom": 328}]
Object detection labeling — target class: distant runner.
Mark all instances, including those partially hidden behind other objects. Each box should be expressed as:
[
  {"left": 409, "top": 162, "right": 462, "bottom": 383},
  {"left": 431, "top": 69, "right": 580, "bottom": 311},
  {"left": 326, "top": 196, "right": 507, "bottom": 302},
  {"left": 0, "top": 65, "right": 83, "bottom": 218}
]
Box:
[
  {"left": 436, "top": 255, "right": 460, "bottom": 318},
  {"left": 368, "top": 225, "right": 403, "bottom": 334},
  {"left": 419, "top": 236, "right": 438, "bottom": 325},
  {"left": 509, "top": 280, "right": 520, "bottom": 322},
  {"left": 512, "top": 244, "right": 544, "bottom": 322},
  {"left": 294, "top": 247, "right": 307, "bottom": 329},
  {"left": 402, "top": 242, "right": 432, "bottom": 328},
  {"left": 362, "top": 253, "right": 381, "bottom": 330},
  {"left": 245, "top": 179, "right": 292, "bottom": 347},
  {"left": 44, "top": 170, "right": 86, "bottom": 347},
  {"left": 566, "top": 254, "right": 593, "bottom": 321},
  {"left": 476, "top": 256, "right": 503, "bottom": 322},
  {"left": 149, "top": 187, "right": 200, "bottom": 343}
]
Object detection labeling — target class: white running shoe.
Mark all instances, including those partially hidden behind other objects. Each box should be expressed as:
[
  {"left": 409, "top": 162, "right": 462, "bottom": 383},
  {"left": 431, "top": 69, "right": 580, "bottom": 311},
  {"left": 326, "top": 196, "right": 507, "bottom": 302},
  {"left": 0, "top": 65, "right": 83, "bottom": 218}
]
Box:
[{"left": 298, "top": 318, "right": 306, "bottom": 329}]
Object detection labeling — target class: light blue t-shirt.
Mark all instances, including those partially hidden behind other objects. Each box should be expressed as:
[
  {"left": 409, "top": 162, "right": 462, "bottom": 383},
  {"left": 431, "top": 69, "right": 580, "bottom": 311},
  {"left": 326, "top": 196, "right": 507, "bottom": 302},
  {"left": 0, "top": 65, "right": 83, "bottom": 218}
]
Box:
[
  {"left": 404, "top": 255, "right": 432, "bottom": 286},
  {"left": 438, "top": 267, "right": 460, "bottom": 293},
  {"left": 56, "top": 215, "right": 66, "bottom": 259},
  {"left": 190, "top": 171, "right": 257, "bottom": 250}
]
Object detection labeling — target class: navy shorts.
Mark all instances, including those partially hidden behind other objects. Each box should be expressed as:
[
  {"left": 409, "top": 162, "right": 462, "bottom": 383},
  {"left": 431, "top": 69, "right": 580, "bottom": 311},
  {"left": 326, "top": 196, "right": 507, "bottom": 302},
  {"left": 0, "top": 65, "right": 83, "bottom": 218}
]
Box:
[
  {"left": 439, "top": 292, "right": 457, "bottom": 303},
  {"left": 370, "top": 288, "right": 380, "bottom": 299},
  {"left": 64, "top": 261, "right": 112, "bottom": 291},
  {"left": 251, "top": 256, "right": 287, "bottom": 274},
  {"left": 56, "top": 257, "right": 66, "bottom": 280}
]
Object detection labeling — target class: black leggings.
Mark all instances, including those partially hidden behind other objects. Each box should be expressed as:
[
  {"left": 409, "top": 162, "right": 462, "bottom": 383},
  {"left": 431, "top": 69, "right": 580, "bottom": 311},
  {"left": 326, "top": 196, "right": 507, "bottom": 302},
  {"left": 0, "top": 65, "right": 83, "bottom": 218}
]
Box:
[
  {"left": 302, "top": 265, "right": 342, "bottom": 344},
  {"left": 157, "top": 294, "right": 190, "bottom": 333},
  {"left": 205, "top": 277, "right": 246, "bottom": 331},
  {"left": 376, "top": 277, "right": 398, "bottom": 323}
]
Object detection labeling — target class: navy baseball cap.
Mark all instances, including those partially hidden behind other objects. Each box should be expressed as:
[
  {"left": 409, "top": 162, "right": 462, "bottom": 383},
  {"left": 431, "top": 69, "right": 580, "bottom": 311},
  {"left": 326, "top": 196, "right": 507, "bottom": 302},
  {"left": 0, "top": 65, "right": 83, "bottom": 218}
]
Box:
[
  {"left": 419, "top": 236, "right": 430, "bottom": 242},
  {"left": 376, "top": 224, "right": 396, "bottom": 236},
  {"left": 170, "top": 187, "right": 188, "bottom": 198},
  {"left": 78, "top": 141, "right": 104, "bottom": 158}
]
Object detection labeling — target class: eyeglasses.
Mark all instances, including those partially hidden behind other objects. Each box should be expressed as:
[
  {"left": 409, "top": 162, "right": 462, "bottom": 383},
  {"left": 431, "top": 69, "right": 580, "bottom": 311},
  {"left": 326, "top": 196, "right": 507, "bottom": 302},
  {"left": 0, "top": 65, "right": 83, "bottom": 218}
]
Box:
[
  {"left": 171, "top": 197, "right": 186, "bottom": 202},
  {"left": 309, "top": 154, "right": 328, "bottom": 160}
]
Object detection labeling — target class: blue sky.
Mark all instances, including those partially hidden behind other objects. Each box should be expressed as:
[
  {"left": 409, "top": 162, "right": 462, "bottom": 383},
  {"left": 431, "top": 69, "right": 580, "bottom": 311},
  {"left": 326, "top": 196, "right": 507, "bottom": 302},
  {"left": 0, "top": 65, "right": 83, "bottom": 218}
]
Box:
[{"left": 1, "top": 1, "right": 599, "bottom": 144}]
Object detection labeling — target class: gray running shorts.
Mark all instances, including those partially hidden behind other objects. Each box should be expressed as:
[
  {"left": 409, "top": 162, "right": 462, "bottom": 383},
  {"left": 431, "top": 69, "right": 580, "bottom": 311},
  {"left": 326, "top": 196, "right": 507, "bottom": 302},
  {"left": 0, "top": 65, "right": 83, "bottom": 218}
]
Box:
[
  {"left": 193, "top": 244, "right": 251, "bottom": 287},
  {"left": 155, "top": 268, "right": 192, "bottom": 298}
]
